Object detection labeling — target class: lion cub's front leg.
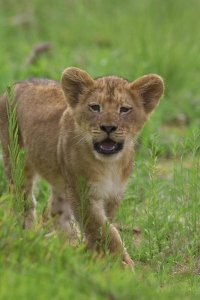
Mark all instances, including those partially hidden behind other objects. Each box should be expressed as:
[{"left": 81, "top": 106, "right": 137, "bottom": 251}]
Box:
[
  {"left": 82, "top": 200, "right": 134, "bottom": 269},
  {"left": 105, "top": 199, "right": 134, "bottom": 268},
  {"left": 48, "top": 190, "right": 80, "bottom": 243}
]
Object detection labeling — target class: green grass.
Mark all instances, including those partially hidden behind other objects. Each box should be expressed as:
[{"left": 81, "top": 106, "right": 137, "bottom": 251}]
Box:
[{"left": 0, "top": 0, "right": 200, "bottom": 299}]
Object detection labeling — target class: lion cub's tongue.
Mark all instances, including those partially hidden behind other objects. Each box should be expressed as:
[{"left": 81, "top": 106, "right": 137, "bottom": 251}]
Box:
[{"left": 100, "top": 140, "right": 116, "bottom": 151}]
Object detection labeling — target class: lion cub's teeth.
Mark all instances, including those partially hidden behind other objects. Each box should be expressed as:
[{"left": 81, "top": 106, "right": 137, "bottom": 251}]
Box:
[{"left": 100, "top": 145, "right": 115, "bottom": 151}]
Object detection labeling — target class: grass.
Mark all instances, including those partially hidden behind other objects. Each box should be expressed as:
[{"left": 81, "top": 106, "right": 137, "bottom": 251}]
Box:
[
  {"left": 6, "top": 85, "right": 26, "bottom": 225},
  {"left": 0, "top": 0, "right": 200, "bottom": 299}
]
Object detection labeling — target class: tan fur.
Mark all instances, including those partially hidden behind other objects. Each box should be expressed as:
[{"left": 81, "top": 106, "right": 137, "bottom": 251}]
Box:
[{"left": 0, "top": 68, "right": 164, "bottom": 268}]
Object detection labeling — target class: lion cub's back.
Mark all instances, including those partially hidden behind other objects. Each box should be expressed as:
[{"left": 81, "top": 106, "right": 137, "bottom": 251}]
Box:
[
  {"left": 0, "top": 78, "right": 67, "bottom": 143},
  {"left": 0, "top": 78, "right": 66, "bottom": 121},
  {"left": 0, "top": 79, "right": 67, "bottom": 182},
  {"left": 14, "top": 78, "right": 67, "bottom": 119}
]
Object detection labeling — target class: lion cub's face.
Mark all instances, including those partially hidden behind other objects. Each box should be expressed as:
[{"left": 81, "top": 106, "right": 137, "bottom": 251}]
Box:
[{"left": 61, "top": 68, "right": 164, "bottom": 160}]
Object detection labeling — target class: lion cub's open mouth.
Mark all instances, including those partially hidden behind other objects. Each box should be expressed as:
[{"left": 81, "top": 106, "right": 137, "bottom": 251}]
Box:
[{"left": 93, "top": 138, "right": 124, "bottom": 155}]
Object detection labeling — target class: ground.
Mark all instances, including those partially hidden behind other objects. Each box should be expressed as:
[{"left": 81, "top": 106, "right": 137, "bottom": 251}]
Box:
[{"left": 0, "top": 0, "right": 200, "bottom": 299}]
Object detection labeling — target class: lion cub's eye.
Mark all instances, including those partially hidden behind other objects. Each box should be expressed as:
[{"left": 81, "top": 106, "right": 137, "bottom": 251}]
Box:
[
  {"left": 89, "top": 104, "right": 101, "bottom": 113},
  {"left": 120, "top": 106, "right": 132, "bottom": 114}
]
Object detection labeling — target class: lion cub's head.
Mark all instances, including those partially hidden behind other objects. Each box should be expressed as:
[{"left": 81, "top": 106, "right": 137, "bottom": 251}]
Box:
[{"left": 61, "top": 67, "right": 164, "bottom": 160}]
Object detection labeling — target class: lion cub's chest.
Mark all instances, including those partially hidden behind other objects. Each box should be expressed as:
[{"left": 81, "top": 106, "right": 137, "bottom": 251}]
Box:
[{"left": 91, "top": 165, "right": 127, "bottom": 200}]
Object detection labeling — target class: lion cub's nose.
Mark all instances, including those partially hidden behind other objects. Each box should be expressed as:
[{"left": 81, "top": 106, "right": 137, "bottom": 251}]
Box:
[{"left": 100, "top": 125, "right": 117, "bottom": 134}]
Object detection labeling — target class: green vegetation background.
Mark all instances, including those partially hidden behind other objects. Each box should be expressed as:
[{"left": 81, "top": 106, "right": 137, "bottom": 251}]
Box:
[{"left": 0, "top": 0, "right": 199, "bottom": 299}]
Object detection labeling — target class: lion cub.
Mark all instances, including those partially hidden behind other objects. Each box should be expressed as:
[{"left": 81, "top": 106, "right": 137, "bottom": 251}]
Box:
[{"left": 0, "top": 67, "right": 164, "bottom": 268}]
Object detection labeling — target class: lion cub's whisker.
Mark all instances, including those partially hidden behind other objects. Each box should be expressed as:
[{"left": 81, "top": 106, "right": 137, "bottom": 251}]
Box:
[{"left": 74, "top": 135, "right": 90, "bottom": 146}]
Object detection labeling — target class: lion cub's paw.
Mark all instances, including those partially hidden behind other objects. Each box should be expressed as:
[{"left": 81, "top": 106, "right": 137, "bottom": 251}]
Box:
[{"left": 122, "top": 252, "right": 135, "bottom": 272}]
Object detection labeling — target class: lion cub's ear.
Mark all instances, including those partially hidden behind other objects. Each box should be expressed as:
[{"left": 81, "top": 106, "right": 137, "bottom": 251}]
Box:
[
  {"left": 130, "top": 74, "right": 164, "bottom": 114},
  {"left": 61, "top": 67, "right": 94, "bottom": 107}
]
